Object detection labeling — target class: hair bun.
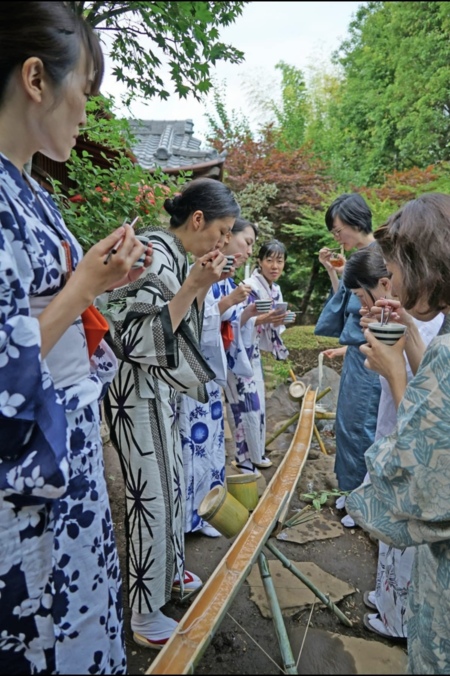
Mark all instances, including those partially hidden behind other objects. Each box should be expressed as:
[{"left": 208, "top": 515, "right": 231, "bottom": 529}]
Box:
[{"left": 163, "top": 197, "right": 174, "bottom": 214}]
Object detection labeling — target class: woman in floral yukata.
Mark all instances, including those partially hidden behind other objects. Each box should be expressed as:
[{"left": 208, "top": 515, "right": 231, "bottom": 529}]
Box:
[
  {"left": 346, "top": 193, "right": 450, "bottom": 674},
  {"left": 226, "top": 239, "right": 289, "bottom": 474},
  {"left": 0, "top": 2, "right": 150, "bottom": 674},
  {"left": 100, "top": 178, "right": 240, "bottom": 648},
  {"left": 178, "top": 217, "right": 258, "bottom": 538}
]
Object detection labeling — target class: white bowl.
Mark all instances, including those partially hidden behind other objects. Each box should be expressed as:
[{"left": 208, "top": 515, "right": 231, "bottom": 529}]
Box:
[{"left": 368, "top": 322, "right": 406, "bottom": 345}]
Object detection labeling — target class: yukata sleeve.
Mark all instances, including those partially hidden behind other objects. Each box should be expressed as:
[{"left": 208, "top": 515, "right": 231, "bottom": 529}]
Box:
[
  {"left": 99, "top": 245, "right": 215, "bottom": 396},
  {"left": 222, "top": 302, "right": 253, "bottom": 378},
  {"left": 0, "top": 205, "right": 68, "bottom": 501},
  {"left": 199, "top": 286, "right": 228, "bottom": 388},
  {"left": 346, "top": 338, "right": 450, "bottom": 548},
  {"left": 314, "top": 281, "right": 350, "bottom": 338},
  {"left": 255, "top": 285, "right": 289, "bottom": 360}
]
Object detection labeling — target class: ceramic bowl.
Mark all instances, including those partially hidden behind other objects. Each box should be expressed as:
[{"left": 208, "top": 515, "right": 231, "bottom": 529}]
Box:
[
  {"left": 368, "top": 322, "right": 406, "bottom": 345},
  {"left": 222, "top": 255, "right": 235, "bottom": 273},
  {"left": 255, "top": 300, "right": 272, "bottom": 313}
]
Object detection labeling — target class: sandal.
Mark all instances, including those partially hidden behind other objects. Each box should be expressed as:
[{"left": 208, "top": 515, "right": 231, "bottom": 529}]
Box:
[
  {"left": 363, "top": 613, "right": 406, "bottom": 642},
  {"left": 133, "top": 631, "right": 172, "bottom": 650},
  {"left": 253, "top": 456, "right": 273, "bottom": 469},
  {"left": 230, "top": 460, "right": 261, "bottom": 476},
  {"left": 132, "top": 610, "right": 178, "bottom": 650},
  {"left": 363, "top": 591, "right": 377, "bottom": 611},
  {"left": 172, "top": 570, "right": 203, "bottom": 593}
]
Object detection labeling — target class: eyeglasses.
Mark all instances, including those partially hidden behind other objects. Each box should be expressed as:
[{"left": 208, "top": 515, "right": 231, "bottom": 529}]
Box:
[{"left": 331, "top": 227, "right": 344, "bottom": 239}]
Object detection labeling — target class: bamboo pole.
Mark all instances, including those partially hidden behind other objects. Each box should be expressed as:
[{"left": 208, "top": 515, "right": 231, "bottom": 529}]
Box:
[
  {"left": 258, "top": 553, "right": 298, "bottom": 674},
  {"left": 314, "top": 424, "right": 328, "bottom": 455},
  {"left": 265, "top": 541, "right": 352, "bottom": 627}
]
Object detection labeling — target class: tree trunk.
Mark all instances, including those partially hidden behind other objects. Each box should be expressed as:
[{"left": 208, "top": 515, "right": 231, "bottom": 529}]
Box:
[{"left": 298, "top": 258, "right": 320, "bottom": 324}]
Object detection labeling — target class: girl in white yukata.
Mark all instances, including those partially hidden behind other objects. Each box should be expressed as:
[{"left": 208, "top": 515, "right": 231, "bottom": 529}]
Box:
[
  {"left": 0, "top": 3, "right": 150, "bottom": 674},
  {"left": 226, "top": 239, "right": 289, "bottom": 474},
  {"left": 343, "top": 246, "right": 443, "bottom": 641},
  {"left": 346, "top": 193, "right": 450, "bottom": 674},
  {"left": 178, "top": 218, "right": 258, "bottom": 538},
  {"left": 100, "top": 179, "right": 240, "bottom": 649}
]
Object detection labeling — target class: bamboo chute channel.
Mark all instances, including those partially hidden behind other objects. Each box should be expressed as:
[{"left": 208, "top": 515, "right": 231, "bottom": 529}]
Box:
[{"left": 147, "top": 387, "right": 324, "bottom": 675}]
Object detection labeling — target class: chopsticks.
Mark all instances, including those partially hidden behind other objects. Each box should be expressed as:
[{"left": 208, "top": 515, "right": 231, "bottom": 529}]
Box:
[
  {"left": 315, "top": 246, "right": 342, "bottom": 254},
  {"left": 380, "top": 299, "right": 392, "bottom": 325},
  {"left": 103, "top": 216, "right": 140, "bottom": 265}
]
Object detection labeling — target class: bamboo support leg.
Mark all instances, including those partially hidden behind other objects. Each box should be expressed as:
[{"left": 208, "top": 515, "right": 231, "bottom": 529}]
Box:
[
  {"left": 313, "top": 424, "right": 328, "bottom": 455},
  {"left": 265, "top": 541, "right": 352, "bottom": 627},
  {"left": 258, "top": 552, "right": 298, "bottom": 675}
]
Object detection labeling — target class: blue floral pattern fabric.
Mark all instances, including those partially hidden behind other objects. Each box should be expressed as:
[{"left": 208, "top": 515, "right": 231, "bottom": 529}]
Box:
[
  {"left": 347, "top": 315, "right": 450, "bottom": 674},
  {"left": 0, "top": 154, "right": 126, "bottom": 674},
  {"left": 178, "top": 282, "right": 227, "bottom": 533}
]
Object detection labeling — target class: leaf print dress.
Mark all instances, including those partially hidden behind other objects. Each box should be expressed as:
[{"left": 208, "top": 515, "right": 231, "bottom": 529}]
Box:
[{"left": 0, "top": 154, "right": 126, "bottom": 674}]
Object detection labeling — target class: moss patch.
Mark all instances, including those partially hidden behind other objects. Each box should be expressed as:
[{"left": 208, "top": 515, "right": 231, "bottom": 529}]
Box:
[{"left": 262, "top": 325, "right": 343, "bottom": 390}]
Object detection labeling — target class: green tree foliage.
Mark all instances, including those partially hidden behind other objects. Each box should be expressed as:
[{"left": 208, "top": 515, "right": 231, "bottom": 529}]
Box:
[
  {"left": 235, "top": 182, "right": 277, "bottom": 243},
  {"left": 204, "top": 82, "right": 254, "bottom": 149},
  {"left": 330, "top": 1, "right": 450, "bottom": 183},
  {"left": 268, "top": 61, "right": 309, "bottom": 151},
  {"left": 67, "top": 1, "right": 247, "bottom": 104},
  {"left": 205, "top": 86, "right": 336, "bottom": 313}
]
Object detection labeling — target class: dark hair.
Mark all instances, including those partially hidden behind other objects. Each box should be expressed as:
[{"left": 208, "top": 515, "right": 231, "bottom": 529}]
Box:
[
  {"left": 163, "top": 178, "right": 240, "bottom": 228},
  {"left": 325, "top": 193, "right": 372, "bottom": 234},
  {"left": 342, "top": 245, "right": 390, "bottom": 297},
  {"left": 257, "top": 239, "right": 287, "bottom": 260},
  {"left": 375, "top": 193, "right": 450, "bottom": 313},
  {"left": 231, "top": 217, "right": 258, "bottom": 238},
  {"left": 0, "top": 2, "right": 104, "bottom": 107}
]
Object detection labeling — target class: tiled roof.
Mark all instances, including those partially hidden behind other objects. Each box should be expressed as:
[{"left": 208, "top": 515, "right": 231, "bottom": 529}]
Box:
[{"left": 127, "top": 119, "right": 226, "bottom": 171}]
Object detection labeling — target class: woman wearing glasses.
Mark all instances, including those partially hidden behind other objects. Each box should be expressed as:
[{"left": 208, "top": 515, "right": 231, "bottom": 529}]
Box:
[{"left": 314, "top": 193, "right": 381, "bottom": 527}]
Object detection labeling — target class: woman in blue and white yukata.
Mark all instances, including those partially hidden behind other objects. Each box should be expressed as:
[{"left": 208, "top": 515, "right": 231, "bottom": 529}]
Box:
[
  {"left": 0, "top": 3, "right": 150, "bottom": 673},
  {"left": 178, "top": 218, "right": 258, "bottom": 537},
  {"left": 225, "top": 239, "right": 289, "bottom": 474}
]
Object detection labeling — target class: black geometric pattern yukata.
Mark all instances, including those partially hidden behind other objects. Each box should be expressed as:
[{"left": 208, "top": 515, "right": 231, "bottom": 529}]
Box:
[{"left": 99, "top": 228, "right": 214, "bottom": 613}]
